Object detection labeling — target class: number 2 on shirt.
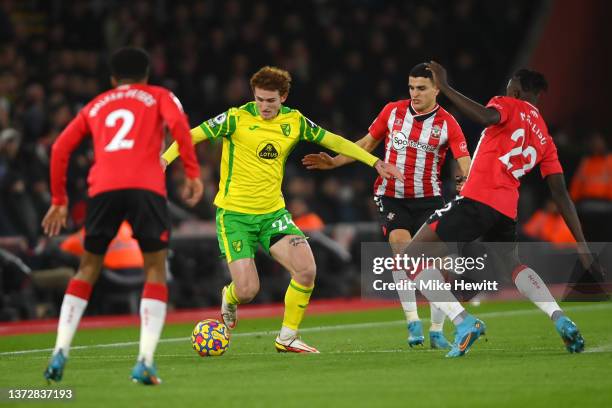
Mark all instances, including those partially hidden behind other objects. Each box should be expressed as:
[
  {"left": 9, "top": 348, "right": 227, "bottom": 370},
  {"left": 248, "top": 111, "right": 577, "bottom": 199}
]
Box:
[
  {"left": 104, "top": 109, "right": 135, "bottom": 152},
  {"left": 498, "top": 128, "right": 537, "bottom": 179}
]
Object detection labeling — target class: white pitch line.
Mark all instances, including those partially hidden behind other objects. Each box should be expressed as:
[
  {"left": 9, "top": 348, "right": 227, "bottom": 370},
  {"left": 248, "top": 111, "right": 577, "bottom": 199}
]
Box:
[
  {"left": 584, "top": 343, "right": 612, "bottom": 353},
  {"left": 1, "top": 303, "right": 610, "bottom": 357}
]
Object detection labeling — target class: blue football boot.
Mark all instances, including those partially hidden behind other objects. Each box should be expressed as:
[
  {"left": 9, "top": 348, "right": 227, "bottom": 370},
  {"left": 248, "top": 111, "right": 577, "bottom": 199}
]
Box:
[
  {"left": 131, "top": 360, "right": 162, "bottom": 385},
  {"left": 429, "top": 331, "right": 452, "bottom": 349},
  {"left": 44, "top": 349, "right": 66, "bottom": 383},
  {"left": 407, "top": 321, "right": 425, "bottom": 347},
  {"left": 555, "top": 316, "right": 585, "bottom": 353},
  {"left": 446, "top": 315, "right": 486, "bottom": 358}
]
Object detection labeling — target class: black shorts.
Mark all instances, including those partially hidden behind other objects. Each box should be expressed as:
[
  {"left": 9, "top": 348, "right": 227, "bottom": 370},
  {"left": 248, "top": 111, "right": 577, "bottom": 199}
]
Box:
[
  {"left": 426, "top": 196, "right": 517, "bottom": 243},
  {"left": 85, "top": 189, "right": 170, "bottom": 254},
  {"left": 375, "top": 195, "right": 445, "bottom": 237}
]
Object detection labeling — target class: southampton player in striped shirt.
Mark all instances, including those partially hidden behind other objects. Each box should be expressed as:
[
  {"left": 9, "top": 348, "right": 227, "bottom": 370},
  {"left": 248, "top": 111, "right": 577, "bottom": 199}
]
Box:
[
  {"left": 162, "top": 66, "right": 402, "bottom": 353},
  {"left": 303, "top": 63, "right": 471, "bottom": 349}
]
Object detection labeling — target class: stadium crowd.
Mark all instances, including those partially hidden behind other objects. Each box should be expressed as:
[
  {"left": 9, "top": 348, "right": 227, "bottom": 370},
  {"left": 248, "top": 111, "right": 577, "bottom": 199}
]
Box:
[{"left": 0, "top": 0, "right": 610, "bottom": 319}]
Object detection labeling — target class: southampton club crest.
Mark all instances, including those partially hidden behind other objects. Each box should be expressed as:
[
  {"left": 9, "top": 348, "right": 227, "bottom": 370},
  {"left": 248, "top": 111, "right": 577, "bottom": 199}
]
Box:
[
  {"left": 430, "top": 125, "right": 442, "bottom": 139},
  {"left": 232, "top": 240, "right": 243, "bottom": 253}
]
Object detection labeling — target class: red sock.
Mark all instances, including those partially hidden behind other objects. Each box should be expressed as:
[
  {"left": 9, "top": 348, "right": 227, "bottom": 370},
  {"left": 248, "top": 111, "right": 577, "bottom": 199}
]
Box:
[{"left": 65, "top": 278, "right": 93, "bottom": 300}]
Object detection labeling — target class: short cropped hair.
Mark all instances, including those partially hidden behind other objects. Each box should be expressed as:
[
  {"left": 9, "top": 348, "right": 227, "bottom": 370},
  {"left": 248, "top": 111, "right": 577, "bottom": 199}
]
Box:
[
  {"left": 110, "top": 47, "right": 150, "bottom": 81},
  {"left": 409, "top": 63, "right": 433, "bottom": 80},
  {"left": 250, "top": 66, "right": 292, "bottom": 96},
  {"left": 514, "top": 69, "right": 548, "bottom": 94}
]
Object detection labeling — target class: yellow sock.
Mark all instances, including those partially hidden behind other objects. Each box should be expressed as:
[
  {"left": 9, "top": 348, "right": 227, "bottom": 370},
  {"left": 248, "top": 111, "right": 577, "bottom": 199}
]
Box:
[
  {"left": 282, "top": 279, "right": 314, "bottom": 331},
  {"left": 224, "top": 282, "right": 240, "bottom": 305}
]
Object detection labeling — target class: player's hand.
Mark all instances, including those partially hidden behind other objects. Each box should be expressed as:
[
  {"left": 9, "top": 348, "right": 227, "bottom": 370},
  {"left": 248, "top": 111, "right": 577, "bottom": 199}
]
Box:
[
  {"left": 425, "top": 61, "right": 449, "bottom": 90},
  {"left": 41, "top": 205, "right": 68, "bottom": 237},
  {"left": 375, "top": 160, "right": 403, "bottom": 180},
  {"left": 302, "top": 152, "right": 337, "bottom": 170},
  {"left": 160, "top": 157, "right": 168, "bottom": 172},
  {"left": 455, "top": 175, "right": 467, "bottom": 193},
  {"left": 182, "top": 177, "right": 204, "bottom": 207}
]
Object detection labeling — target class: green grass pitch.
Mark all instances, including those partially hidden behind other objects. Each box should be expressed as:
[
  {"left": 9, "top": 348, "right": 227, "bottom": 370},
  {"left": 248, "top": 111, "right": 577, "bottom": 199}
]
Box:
[{"left": 1, "top": 301, "right": 611, "bottom": 407}]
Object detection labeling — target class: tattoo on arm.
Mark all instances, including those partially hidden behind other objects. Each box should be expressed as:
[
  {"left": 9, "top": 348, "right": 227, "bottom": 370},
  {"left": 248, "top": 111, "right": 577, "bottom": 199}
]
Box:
[{"left": 289, "top": 237, "right": 307, "bottom": 247}]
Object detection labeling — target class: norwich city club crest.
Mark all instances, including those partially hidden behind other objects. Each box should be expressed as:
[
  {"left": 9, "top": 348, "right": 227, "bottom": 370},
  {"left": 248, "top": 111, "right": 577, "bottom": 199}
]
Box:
[
  {"left": 232, "top": 240, "right": 242, "bottom": 253},
  {"left": 280, "top": 123, "right": 291, "bottom": 136}
]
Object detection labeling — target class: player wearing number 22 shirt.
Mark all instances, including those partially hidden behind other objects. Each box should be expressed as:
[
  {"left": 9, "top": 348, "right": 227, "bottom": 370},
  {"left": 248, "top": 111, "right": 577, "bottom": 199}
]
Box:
[
  {"left": 459, "top": 95, "right": 561, "bottom": 220},
  {"left": 400, "top": 63, "right": 595, "bottom": 359}
]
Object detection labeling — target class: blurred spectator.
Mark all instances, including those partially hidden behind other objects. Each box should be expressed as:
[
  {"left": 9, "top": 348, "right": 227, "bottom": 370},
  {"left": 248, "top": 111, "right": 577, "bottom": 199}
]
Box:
[
  {"left": 570, "top": 132, "right": 612, "bottom": 203},
  {"left": 0, "top": 128, "right": 40, "bottom": 244},
  {"left": 568, "top": 132, "right": 612, "bottom": 241},
  {"left": 522, "top": 199, "right": 576, "bottom": 248},
  {"left": 288, "top": 197, "right": 325, "bottom": 232}
]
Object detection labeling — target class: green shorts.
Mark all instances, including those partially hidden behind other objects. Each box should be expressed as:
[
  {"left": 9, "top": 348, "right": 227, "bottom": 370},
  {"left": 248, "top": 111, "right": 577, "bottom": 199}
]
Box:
[{"left": 216, "top": 207, "right": 305, "bottom": 263}]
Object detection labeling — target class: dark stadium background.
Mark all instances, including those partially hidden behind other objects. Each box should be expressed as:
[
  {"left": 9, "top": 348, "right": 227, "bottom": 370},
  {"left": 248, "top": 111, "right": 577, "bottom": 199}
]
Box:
[{"left": 0, "top": 0, "right": 610, "bottom": 320}]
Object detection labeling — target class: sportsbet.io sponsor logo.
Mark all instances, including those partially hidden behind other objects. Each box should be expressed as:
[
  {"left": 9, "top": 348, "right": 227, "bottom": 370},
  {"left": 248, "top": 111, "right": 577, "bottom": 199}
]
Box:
[
  {"left": 391, "top": 131, "right": 436, "bottom": 153},
  {"left": 391, "top": 131, "right": 408, "bottom": 150},
  {"left": 256, "top": 140, "right": 281, "bottom": 164}
]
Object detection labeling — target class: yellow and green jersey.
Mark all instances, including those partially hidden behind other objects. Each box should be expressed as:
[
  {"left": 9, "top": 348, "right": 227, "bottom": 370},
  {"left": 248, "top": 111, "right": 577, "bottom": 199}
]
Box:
[{"left": 163, "top": 101, "right": 378, "bottom": 214}]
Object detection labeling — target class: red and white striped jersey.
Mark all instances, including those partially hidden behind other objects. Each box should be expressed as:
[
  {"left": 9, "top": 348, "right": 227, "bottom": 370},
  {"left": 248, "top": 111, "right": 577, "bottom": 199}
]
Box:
[{"left": 369, "top": 100, "right": 469, "bottom": 199}]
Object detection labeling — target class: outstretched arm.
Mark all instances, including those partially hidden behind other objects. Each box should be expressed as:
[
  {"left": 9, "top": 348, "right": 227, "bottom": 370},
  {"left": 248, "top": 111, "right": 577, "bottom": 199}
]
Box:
[
  {"left": 162, "top": 126, "right": 208, "bottom": 168},
  {"left": 315, "top": 132, "right": 402, "bottom": 179},
  {"left": 426, "top": 61, "right": 500, "bottom": 127},
  {"left": 302, "top": 133, "right": 382, "bottom": 170},
  {"left": 546, "top": 173, "right": 604, "bottom": 277}
]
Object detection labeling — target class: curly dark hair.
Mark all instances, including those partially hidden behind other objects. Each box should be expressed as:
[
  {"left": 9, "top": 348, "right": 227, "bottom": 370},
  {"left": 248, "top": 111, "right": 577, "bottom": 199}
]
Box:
[{"left": 250, "top": 66, "right": 292, "bottom": 96}]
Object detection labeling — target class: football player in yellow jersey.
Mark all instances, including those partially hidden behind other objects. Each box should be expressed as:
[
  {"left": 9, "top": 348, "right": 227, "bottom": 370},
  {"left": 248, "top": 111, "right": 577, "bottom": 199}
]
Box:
[{"left": 162, "top": 66, "right": 401, "bottom": 353}]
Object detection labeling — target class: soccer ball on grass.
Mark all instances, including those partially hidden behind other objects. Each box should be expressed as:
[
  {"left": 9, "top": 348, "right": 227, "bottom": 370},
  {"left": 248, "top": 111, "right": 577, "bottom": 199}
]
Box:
[{"left": 191, "top": 319, "right": 230, "bottom": 356}]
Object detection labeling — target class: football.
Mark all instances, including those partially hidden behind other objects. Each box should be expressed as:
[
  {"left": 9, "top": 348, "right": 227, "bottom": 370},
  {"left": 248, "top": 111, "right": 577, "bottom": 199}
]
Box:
[{"left": 191, "top": 319, "right": 230, "bottom": 357}]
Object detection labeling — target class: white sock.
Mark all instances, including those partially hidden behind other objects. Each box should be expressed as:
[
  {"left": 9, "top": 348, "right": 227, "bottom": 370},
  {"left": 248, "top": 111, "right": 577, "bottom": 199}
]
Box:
[
  {"left": 392, "top": 270, "right": 419, "bottom": 322},
  {"left": 54, "top": 294, "right": 88, "bottom": 357},
  {"left": 514, "top": 266, "right": 561, "bottom": 319},
  {"left": 138, "top": 298, "right": 167, "bottom": 366},
  {"left": 412, "top": 268, "right": 465, "bottom": 323},
  {"left": 429, "top": 303, "right": 446, "bottom": 332},
  {"left": 279, "top": 325, "right": 297, "bottom": 340}
]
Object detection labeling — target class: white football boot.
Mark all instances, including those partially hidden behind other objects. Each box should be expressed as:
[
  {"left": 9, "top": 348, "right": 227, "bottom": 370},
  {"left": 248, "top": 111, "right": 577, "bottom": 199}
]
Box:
[{"left": 221, "top": 286, "right": 237, "bottom": 329}]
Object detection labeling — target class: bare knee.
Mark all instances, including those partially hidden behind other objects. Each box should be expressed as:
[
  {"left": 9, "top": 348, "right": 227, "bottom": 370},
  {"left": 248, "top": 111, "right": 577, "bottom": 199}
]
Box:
[
  {"left": 389, "top": 229, "right": 412, "bottom": 254},
  {"left": 293, "top": 261, "right": 316, "bottom": 287},
  {"left": 234, "top": 281, "right": 260, "bottom": 303}
]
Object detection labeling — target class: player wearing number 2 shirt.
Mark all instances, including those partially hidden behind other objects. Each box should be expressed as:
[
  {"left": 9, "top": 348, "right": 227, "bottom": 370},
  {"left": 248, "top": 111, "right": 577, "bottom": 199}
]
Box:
[
  {"left": 42, "top": 48, "right": 203, "bottom": 385},
  {"left": 398, "top": 62, "right": 600, "bottom": 359}
]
